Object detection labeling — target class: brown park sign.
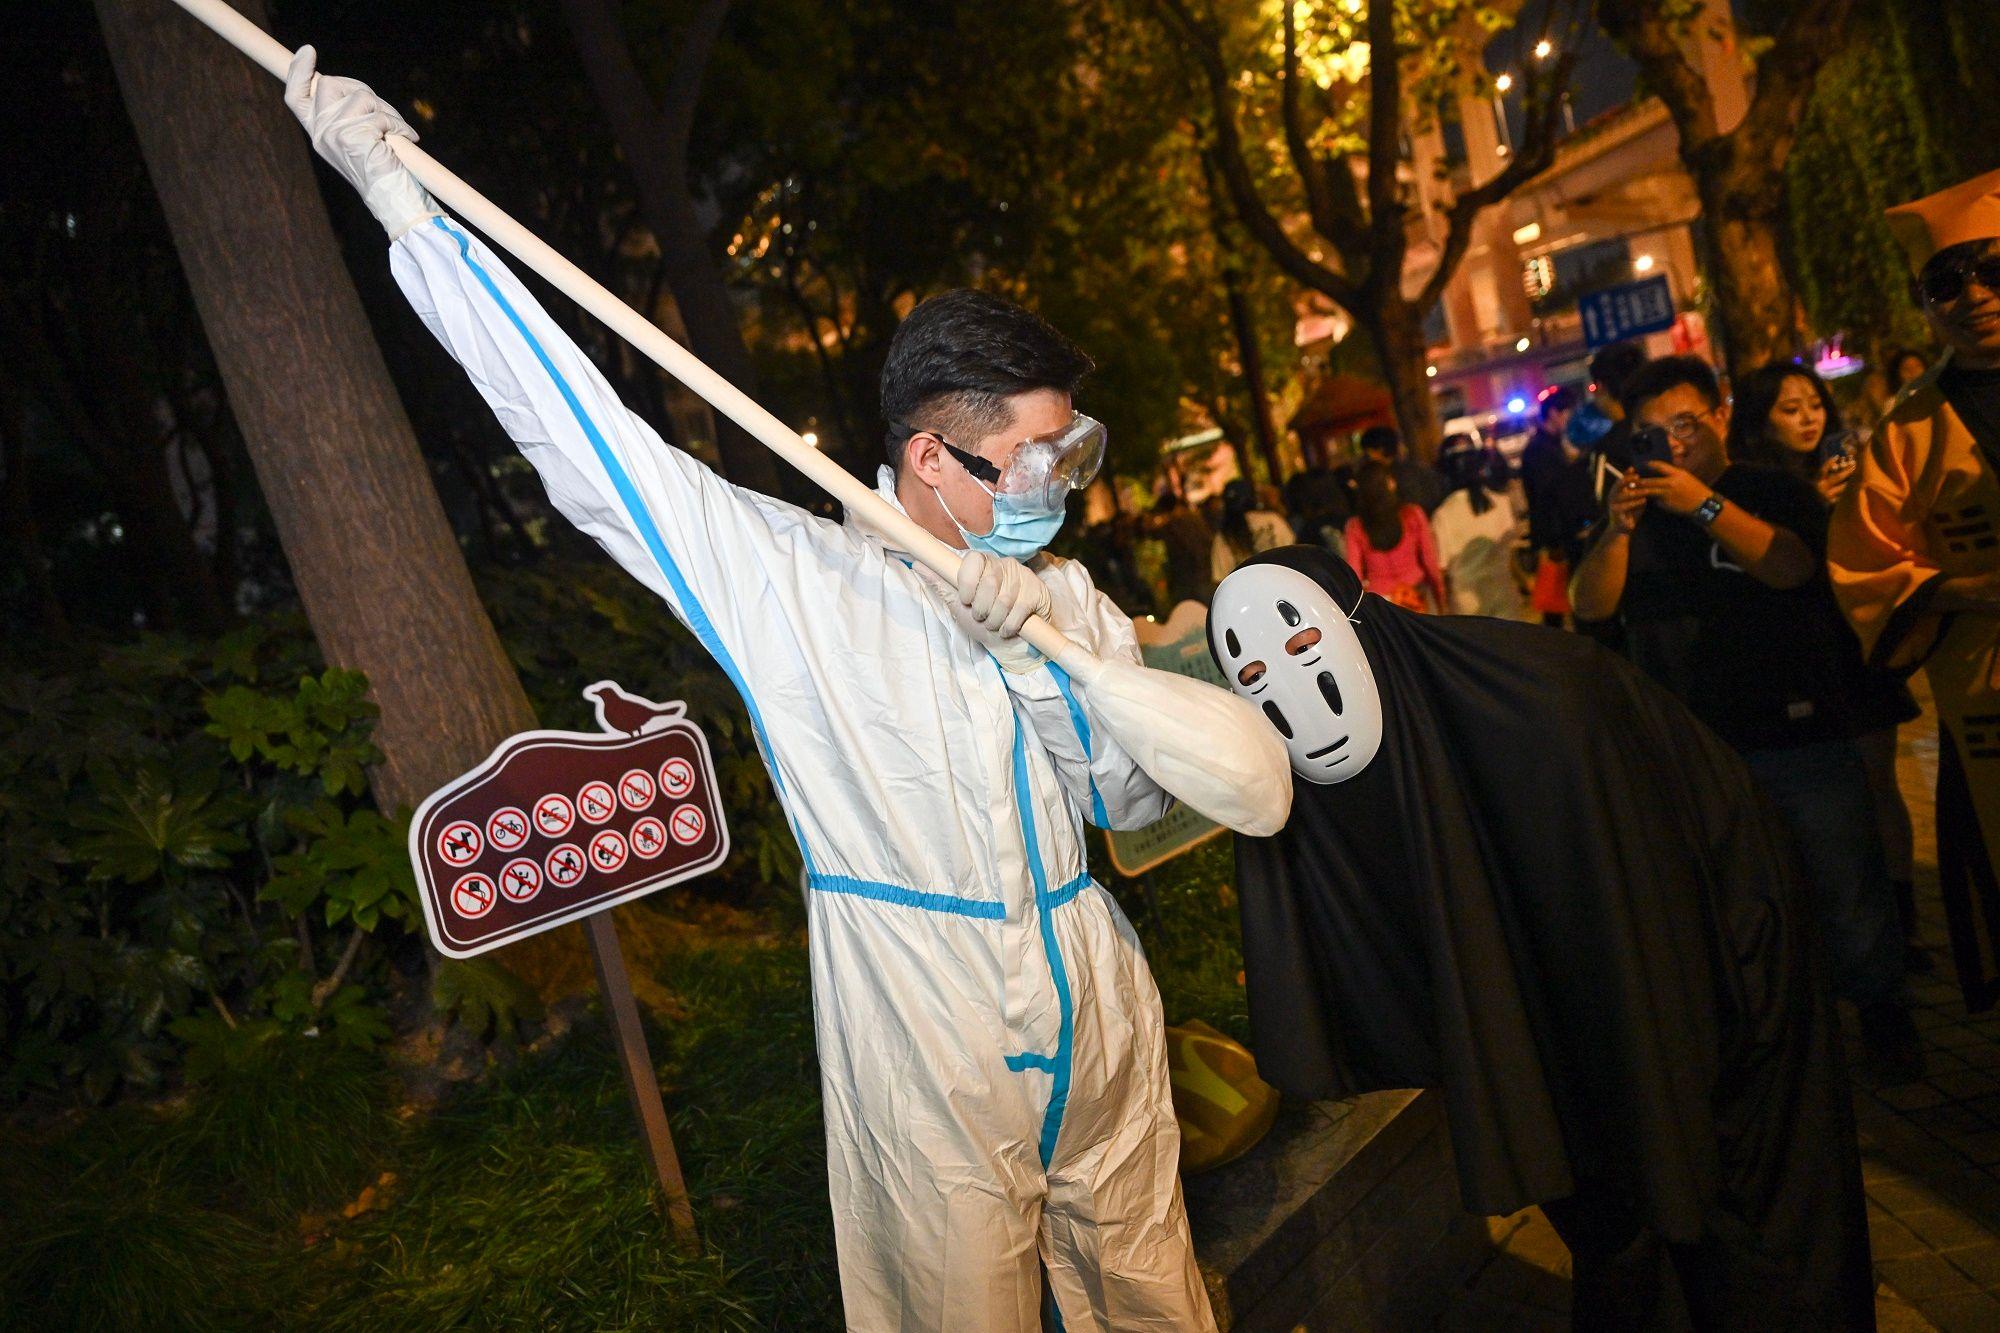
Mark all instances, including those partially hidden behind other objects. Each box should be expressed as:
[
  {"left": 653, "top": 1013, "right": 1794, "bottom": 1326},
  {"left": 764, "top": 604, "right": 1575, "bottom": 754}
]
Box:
[{"left": 410, "top": 681, "right": 729, "bottom": 959}]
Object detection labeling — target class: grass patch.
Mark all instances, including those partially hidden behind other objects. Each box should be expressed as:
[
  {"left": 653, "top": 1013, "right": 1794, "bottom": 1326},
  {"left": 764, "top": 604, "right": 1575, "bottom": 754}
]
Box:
[
  {"left": 7, "top": 840, "right": 1244, "bottom": 1329},
  {"left": 1095, "top": 834, "right": 1250, "bottom": 1044}
]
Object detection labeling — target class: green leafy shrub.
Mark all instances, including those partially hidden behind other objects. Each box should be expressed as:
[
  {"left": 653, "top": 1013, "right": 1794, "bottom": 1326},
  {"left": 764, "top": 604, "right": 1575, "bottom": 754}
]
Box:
[
  {"left": 0, "top": 620, "right": 406, "bottom": 1103},
  {"left": 2, "top": 557, "right": 801, "bottom": 1103}
]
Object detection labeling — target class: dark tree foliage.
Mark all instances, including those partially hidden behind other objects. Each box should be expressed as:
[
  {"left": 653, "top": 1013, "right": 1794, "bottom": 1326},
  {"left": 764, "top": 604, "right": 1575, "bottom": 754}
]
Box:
[{"left": 1785, "top": 0, "right": 2000, "bottom": 363}]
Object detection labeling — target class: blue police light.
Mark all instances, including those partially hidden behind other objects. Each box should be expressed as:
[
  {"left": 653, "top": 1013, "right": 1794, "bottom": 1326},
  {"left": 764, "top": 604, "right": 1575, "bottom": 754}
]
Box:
[{"left": 1507, "top": 396, "right": 1528, "bottom": 415}]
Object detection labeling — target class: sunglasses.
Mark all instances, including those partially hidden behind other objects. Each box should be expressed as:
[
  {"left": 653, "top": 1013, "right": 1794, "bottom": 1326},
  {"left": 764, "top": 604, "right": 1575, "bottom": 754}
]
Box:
[{"left": 1918, "top": 254, "right": 2000, "bottom": 305}]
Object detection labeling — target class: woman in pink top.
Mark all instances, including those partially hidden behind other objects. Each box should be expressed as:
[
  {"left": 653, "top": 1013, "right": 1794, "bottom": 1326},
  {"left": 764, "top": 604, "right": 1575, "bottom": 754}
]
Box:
[{"left": 1342, "top": 463, "right": 1446, "bottom": 613}]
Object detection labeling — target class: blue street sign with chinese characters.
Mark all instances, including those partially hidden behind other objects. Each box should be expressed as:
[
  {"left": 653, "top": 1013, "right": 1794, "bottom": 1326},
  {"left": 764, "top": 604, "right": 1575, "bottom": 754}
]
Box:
[{"left": 1578, "top": 275, "right": 1676, "bottom": 349}]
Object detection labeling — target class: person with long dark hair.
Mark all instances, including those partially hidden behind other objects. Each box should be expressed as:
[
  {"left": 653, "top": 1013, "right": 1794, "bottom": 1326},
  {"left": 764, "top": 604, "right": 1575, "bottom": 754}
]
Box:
[
  {"left": 1342, "top": 463, "right": 1445, "bottom": 613},
  {"left": 1734, "top": 362, "right": 1929, "bottom": 973},
  {"left": 1430, "top": 434, "right": 1527, "bottom": 618},
  {"left": 1730, "top": 361, "right": 1861, "bottom": 502}
]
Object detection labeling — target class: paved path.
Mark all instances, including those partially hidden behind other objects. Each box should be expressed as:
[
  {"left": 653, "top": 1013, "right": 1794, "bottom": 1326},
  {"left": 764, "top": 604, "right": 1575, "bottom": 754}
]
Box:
[{"left": 1443, "top": 698, "right": 2000, "bottom": 1331}]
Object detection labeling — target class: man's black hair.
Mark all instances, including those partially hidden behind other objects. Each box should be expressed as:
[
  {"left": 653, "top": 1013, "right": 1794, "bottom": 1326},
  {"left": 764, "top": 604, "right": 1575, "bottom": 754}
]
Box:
[
  {"left": 1540, "top": 386, "right": 1578, "bottom": 418},
  {"left": 1358, "top": 424, "right": 1402, "bottom": 457},
  {"left": 1589, "top": 341, "right": 1648, "bottom": 398},
  {"left": 1618, "top": 355, "right": 1723, "bottom": 416},
  {"left": 879, "top": 289, "right": 1093, "bottom": 472}
]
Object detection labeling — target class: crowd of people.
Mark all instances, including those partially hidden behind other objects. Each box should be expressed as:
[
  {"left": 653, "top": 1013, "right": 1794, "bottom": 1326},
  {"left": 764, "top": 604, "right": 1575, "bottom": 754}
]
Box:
[{"left": 1082, "top": 169, "right": 2000, "bottom": 1085}]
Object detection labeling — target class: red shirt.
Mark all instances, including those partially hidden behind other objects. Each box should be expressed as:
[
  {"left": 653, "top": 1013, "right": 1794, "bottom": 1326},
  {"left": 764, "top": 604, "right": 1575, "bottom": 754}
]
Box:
[{"left": 1343, "top": 505, "right": 1446, "bottom": 613}]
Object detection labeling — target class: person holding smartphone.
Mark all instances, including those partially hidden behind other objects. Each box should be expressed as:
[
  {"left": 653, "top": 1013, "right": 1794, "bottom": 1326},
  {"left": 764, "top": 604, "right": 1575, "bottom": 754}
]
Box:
[
  {"left": 1572, "top": 356, "right": 1918, "bottom": 1071},
  {"left": 1732, "top": 362, "right": 1928, "bottom": 974}
]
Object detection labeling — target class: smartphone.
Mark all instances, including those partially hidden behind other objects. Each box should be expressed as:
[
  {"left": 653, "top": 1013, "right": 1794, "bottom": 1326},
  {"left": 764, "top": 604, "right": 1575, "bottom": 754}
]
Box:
[
  {"left": 1818, "top": 428, "right": 1859, "bottom": 468},
  {"left": 1629, "top": 423, "right": 1675, "bottom": 469}
]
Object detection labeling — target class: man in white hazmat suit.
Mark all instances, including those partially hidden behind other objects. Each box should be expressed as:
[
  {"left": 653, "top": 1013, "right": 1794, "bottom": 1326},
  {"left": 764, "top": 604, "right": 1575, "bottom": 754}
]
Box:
[{"left": 283, "top": 50, "right": 1215, "bottom": 1332}]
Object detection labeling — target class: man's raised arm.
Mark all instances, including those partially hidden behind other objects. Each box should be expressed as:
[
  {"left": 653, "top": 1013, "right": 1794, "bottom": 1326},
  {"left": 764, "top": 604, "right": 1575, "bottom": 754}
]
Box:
[{"left": 283, "top": 47, "right": 838, "bottom": 693}]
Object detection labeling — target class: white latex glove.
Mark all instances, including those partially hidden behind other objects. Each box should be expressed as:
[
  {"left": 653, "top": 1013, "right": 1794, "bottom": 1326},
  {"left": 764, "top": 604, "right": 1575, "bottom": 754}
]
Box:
[
  {"left": 928, "top": 551, "right": 1052, "bottom": 672},
  {"left": 284, "top": 46, "right": 437, "bottom": 239}
]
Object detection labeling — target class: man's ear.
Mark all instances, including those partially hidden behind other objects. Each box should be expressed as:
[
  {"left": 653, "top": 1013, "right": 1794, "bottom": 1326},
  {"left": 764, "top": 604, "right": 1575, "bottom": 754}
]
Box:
[{"left": 905, "top": 430, "right": 947, "bottom": 489}]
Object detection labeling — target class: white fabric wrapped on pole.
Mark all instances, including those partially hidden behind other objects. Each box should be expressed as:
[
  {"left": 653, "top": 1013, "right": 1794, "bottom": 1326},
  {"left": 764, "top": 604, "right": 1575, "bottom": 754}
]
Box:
[{"left": 161, "top": 0, "right": 1292, "bottom": 838}]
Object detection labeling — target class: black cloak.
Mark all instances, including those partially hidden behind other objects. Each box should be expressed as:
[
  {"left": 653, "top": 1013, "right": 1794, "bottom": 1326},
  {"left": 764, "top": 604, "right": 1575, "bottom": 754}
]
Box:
[{"left": 1215, "top": 546, "right": 1871, "bottom": 1329}]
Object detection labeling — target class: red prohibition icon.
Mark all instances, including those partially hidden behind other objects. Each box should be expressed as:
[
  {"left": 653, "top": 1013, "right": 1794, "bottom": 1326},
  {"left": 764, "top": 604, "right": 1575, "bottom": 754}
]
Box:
[
  {"left": 659, "top": 757, "right": 696, "bottom": 800},
  {"left": 617, "top": 767, "right": 657, "bottom": 812},
  {"left": 589, "top": 828, "right": 630, "bottom": 873},
  {"left": 486, "top": 806, "right": 531, "bottom": 853},
  {"left": 437, "top": 820, "right": 483, "bottom": 867},
  {"left": 498, "top": 857, "right": 543, "bottom": 904},
  {"left": 668, "top": 803, "right": 707, "bottom": 846},
  {"left": 629, "top": 816, "right": 668, "bottom": 860},
  {"left": 545, "top": 842, "right": 587, "bottom": 888},
  {"left": 532, "top": 792, "right": 576, "bottom": 838},
  {"left": 451, "top": 872, "right": 497, "bottom": 918},
  {"left": 577, "top": 780, "right": 618, "bottom": 826}
]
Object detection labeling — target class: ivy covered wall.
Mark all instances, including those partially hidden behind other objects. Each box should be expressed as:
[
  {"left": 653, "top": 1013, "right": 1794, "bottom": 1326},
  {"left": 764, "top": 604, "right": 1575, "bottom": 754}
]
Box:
[{"left": 1785, "top": 0, "right": 2000, "bottom": 361}]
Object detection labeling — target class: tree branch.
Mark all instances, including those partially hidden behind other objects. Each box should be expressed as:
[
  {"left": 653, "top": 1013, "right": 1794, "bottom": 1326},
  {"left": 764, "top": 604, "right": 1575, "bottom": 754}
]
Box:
[
  {"left": 1151, "top": 0, "right": 1363, "bottom": 308},
  {"left": 1281, "top": 2, "right": 1364, "bottom": 253},
  {"left": 1597, "top": 0, "right": 1722, "bottom": 157},
  {"left": 1731, "top": 0, "right": 1855, "bottom": 177},
  {"left": 1363, "top": 0, "right": 1403, "bottom": 260},
  {"left": 659, "top": 0, "right": 734, "bottom": 163},
  {"left": 310, "top": 928, "right": 368, "bottom": 1015},
  {"left": 1419, "top": 46, "right": 1580, "bottom": 311}
]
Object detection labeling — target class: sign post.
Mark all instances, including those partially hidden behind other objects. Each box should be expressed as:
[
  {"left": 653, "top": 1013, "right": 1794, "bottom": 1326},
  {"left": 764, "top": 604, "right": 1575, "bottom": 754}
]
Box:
[
  {"left": 409, "top": 680, "right": 733, "bottom": 1252},
  {"left": 584, "top": 911, "right": 699, "bottom": 1247}
]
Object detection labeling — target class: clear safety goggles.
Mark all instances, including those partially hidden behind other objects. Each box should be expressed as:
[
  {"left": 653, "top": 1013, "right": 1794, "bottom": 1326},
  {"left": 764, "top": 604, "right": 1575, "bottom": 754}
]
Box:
[{"left": 907, "top": 413, "right": 1108, "bottom": 512}]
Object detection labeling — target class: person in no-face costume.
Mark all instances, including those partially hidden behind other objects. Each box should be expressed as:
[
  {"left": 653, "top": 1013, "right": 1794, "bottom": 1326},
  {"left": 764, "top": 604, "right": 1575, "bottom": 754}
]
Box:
[
  {"left": 1830, "top": 168, "right": 2000, "bottom": 1013},
  {"left": 1208, "top": 545, "right": 1873, "bottom": 1331}
]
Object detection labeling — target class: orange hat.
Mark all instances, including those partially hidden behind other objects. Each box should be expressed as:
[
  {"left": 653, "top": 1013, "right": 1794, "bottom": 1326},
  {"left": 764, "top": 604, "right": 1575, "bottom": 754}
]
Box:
[{"left": 1886, "top": 168, "right": 2000, "bottom": 272}]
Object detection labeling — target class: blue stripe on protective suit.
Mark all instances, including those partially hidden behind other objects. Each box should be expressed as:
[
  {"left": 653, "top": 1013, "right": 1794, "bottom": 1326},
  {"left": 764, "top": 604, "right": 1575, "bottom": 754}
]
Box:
[
  {"left": 430, "top": 219, "right": 840, "bottom": 864},
  {"left": 1011, "top": 710, "right": 1074, "bottom": 1168},
  {"left": 808, "top": 872, "right": 1006, "bottom": 920},
  {"left": 1046, "top": 663, "right": 1110, "bottom": 828}
]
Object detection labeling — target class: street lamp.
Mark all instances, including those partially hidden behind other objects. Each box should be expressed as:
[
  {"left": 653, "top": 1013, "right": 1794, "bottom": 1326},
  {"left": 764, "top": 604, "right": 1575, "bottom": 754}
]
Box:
[
  {"left": 1533, "top": 39, "right": 1553, "bottom": 60},
  {"left": 1633, "top": 254, "right": 1656, "bottom": 274},
  {"left": 1491, "top": 74, "right": 1515, "bottom": 159}
]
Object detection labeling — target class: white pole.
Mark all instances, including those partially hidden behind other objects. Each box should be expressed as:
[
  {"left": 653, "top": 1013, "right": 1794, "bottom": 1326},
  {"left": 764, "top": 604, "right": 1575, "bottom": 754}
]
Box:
[
  {"left": 159, "top": 0, "right": 1296, "bottom": 836},
  {"left": 162, "top": 0, "right": 1099, "bottom": 677}
]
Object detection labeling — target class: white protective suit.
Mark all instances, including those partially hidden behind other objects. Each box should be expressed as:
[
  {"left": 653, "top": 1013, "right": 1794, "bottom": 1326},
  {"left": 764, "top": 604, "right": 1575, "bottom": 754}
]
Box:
[{"left": 389, "top": 215, "right": 1215, "bottom": 1330}]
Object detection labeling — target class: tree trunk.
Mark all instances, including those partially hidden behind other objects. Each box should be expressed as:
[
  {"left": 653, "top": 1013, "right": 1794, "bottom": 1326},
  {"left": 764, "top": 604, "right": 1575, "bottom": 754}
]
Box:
[
  {"left": 557, "top": 0, "right": 781, "bottom": 497},
  {"left": 95, "top": 0, "right": 537, "bottom": 812},
  {"left": 1222, "top": 266, "right": 1284, "bottom": 484},
  {"left": 1695, "top": 180, "right": 1806, "bottom": 374},
  {"left": 0, "top": 289, "right": 225, "bottom": 633},
  {"left": 1370, "top": 302, "right": 1442, "bottom": 463},
  {"left": 0, "top": 398, "right": 70, "bottom": 639}
]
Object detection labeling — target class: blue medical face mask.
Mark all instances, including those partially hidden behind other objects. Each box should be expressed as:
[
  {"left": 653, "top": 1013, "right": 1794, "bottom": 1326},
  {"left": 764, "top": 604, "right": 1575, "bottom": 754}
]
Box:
[{"left": 932, "top": 480, "right": 1066, "bottom": 560}]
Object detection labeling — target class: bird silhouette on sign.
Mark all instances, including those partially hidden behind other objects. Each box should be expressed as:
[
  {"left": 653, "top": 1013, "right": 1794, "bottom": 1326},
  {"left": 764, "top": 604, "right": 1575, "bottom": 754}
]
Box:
[{"left": 584, "top": 680, "right": 687, "bottom": 736}]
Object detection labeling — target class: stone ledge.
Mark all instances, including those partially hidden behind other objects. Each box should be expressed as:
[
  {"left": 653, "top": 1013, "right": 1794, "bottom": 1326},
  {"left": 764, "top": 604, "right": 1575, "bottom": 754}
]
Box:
[{"left": 1189, "top": 1088, "right": 1488, "bottom": 1331}]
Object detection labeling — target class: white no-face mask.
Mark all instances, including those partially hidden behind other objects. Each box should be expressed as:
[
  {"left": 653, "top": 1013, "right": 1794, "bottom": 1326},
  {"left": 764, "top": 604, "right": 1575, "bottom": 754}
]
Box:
[{"left": 1211, "top": 564, "right": 1384, "bottom": 783}]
